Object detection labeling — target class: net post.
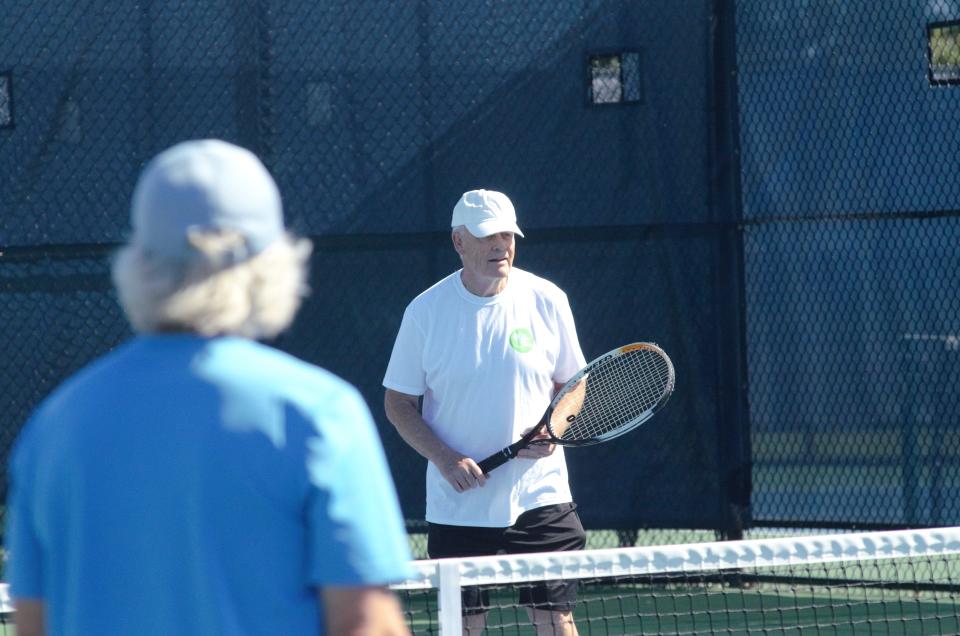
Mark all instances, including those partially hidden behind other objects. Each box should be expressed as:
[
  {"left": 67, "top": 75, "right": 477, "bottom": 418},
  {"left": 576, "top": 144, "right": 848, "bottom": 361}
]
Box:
[{"left": 436, "top": 560, "right": 463, "bottom": 635}]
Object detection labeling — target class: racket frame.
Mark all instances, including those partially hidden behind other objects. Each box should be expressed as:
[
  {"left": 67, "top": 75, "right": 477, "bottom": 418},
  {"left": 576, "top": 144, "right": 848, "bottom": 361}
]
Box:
[{"left": 476, "top": 342, "right": 675, "bottom": 474}]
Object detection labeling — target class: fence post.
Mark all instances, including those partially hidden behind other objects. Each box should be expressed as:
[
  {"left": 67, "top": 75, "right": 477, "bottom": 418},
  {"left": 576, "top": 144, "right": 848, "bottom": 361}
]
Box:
[{"left": 709, "top": 0, "right": 752, "bottom": 539}]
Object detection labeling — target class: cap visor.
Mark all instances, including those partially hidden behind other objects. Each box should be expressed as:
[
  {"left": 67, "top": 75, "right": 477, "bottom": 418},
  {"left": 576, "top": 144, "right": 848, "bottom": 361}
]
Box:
[{"left": 465, "top": 221, "right": 524, "bottom": 238}]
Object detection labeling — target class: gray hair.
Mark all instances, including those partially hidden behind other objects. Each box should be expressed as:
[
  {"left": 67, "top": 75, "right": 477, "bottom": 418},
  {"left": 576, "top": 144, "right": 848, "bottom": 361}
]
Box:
[{"left": 112, "top": 230, "right": 311, "bottom": 339}]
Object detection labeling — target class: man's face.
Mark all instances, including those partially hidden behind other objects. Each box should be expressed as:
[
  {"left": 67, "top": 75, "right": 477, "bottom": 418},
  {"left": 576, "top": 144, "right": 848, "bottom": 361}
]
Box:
[{"left": 455, "top": 229, "right": 516, "bottom": 289}]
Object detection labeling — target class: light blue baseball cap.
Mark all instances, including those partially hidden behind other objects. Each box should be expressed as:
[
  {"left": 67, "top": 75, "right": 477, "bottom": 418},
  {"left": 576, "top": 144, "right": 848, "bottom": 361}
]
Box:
[{"left": 130, "top": 139, "right": 284, "bottom": 261}]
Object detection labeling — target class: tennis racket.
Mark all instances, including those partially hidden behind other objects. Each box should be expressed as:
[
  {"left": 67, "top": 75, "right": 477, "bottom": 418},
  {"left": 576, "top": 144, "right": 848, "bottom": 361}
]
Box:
[{"left": 476, "top": 342, "right": 675, "bottom": 475}]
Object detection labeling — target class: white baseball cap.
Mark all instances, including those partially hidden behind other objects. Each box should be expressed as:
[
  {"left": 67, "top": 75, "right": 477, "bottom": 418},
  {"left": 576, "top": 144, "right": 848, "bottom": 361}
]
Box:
[
  {"left": 451, "top": 189, "right": 524, "bottom": 238},
  {"left": 130, "top": 139, "right": 285, "bottom": 261}
]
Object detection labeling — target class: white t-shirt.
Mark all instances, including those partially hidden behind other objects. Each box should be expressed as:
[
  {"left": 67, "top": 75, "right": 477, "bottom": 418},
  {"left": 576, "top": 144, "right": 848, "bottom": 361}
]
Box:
[{"left": 383, "top": 267, "right": 586, "bottom": 527}]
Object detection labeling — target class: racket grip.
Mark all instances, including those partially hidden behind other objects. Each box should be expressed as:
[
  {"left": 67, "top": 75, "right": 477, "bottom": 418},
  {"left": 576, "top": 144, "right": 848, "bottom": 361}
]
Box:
[{"left": 477, "top": 447, "right": 517, "bottom": 475}]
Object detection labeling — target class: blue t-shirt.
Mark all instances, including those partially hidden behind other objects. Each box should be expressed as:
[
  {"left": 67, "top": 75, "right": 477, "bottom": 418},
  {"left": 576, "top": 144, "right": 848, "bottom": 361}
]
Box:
[{"left": 6, "top": 335, "right": 412, "bottom": 635}]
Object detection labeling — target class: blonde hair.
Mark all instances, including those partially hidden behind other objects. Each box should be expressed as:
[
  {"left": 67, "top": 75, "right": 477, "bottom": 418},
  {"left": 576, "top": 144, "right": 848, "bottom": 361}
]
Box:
[{"left": 112, "top": 230, "right": 312, "bottom": 339}]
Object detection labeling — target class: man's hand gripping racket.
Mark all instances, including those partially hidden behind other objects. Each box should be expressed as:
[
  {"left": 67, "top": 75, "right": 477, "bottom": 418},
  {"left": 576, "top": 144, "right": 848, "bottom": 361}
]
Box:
[{"left": 477, "top": 342, "right": 675, "bottom": 475}]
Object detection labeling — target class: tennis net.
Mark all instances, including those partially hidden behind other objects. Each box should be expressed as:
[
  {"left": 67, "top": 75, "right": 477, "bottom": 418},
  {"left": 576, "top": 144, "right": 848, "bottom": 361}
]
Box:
[{"left": 393, "top": 526, "right": 960, "bottom": 635}]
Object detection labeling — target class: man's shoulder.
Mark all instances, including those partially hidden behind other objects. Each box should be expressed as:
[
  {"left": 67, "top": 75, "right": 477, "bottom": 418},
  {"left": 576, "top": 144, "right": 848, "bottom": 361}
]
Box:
[
  {"left": 209, "top": 338, "right": 358, "bottom": 398},
  {"left": 406, "top": 271, "right": 460, "bottom": 310},
  {"left": 13, "top": 340, "right": 156, "bottom": 450},
  {"left": 510, "top": 268, "right": 567, "bottom": 301},
  {"left": 34, "top": 339, "right": 143, "bottom": 411},
  {"left": 46, "top": 337, "right": 352, "bottom": 405},
  {"left": 177, "top": 338, "right": 371, "bottom": 429}
]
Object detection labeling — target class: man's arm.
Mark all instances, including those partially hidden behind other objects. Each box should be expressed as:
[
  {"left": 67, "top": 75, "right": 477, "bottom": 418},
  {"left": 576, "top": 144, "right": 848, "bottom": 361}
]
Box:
[
  {"left": 14, "top": 599, "right": 44, "bottom": 636},
  {"left": 321, "top": 586, "right": 409, "bottom": 636},
  {"left": 383, "top": 389, "right": 486, "bottom": 492}
]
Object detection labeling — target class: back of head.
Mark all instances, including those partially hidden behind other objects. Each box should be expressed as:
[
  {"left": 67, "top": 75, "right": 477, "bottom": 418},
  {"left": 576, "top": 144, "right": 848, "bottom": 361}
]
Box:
[
  {"left": 113, "top": 139, "right": 311, "bottom": 339},
  {"left": 131, "top": 139, "right": 284, "bottom": 262}
]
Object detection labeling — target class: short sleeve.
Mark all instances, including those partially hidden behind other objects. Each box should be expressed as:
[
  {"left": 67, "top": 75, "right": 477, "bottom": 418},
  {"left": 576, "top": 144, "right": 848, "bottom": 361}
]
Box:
[
  {"left": 552, "top": 292, "right": 587, "bottom": 384},
  {"left": 382, "top": 305, "right": 427, "bottom": 396},
  {"left": 303, "top": 387, "right": 413, "bottom": 585},
  {"left": 5, "top": 427, "right": 44, "bottom": 599}
]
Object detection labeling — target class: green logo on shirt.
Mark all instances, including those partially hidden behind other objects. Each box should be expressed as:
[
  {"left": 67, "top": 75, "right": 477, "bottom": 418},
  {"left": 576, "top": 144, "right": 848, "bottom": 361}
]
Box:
[{"left": 509, "top": 328, "right": 535, "bottom": 353}]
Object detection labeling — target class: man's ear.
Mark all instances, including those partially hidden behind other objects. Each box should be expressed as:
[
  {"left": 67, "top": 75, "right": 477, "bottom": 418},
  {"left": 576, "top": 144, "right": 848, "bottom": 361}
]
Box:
[{"left": 451, "top": 230, "right": 463, "bottom": 255}]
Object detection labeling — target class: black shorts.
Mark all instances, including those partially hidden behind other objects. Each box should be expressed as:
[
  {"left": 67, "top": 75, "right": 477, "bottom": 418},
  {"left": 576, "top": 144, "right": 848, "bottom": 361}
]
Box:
[{"left": 427, "top": 502, "right": 587, "bottom": 614}]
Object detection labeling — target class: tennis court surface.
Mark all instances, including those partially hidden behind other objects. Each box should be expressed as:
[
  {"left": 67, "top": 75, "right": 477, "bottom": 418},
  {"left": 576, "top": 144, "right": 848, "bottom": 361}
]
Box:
[{"left": 394, "top": 526, "right": 960, "bottom": 634}]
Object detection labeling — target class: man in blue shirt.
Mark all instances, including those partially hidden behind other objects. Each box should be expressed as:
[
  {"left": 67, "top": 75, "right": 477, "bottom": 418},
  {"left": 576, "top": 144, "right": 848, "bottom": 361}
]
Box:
[{"left": 6, "top": 140, "right": 413, "bottom": 635}]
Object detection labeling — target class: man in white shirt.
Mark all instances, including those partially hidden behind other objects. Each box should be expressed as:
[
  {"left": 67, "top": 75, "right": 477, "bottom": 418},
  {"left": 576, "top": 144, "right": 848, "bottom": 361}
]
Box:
[{"left": 383, "top": 189, "right": 587, "bottom": 635}]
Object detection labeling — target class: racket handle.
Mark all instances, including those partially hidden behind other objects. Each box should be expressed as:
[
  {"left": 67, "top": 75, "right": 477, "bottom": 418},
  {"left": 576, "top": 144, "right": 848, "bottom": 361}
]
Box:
[
  {"left": 477, "top": 452, "right": 510, "bottom": 475},
  {"left": 477, "top": 441, "right": 524, "bottom": 475}
]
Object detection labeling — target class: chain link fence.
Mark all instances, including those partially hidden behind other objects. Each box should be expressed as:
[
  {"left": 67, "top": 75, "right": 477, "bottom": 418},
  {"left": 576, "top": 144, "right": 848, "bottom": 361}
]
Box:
[
  {"left": 2, "top": 0, "right": 959, "bottom": 558},
  {"left": 737, "top": 0, "right": 960, "bottom": 529}
]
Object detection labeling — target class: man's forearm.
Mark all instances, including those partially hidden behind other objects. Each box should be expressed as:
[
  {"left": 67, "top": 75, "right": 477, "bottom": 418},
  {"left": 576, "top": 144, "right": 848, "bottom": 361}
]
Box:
[
  {"left": 384, "top": 390, "right": 488, "bottom": 492},
  {"left": 383, "top": 391, "right": 461, "bottom": 466}
]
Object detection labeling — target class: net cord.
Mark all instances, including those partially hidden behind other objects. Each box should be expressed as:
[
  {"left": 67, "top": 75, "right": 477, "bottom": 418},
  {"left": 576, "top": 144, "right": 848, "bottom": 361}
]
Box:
[{"left": 393, "top": 526, "right": 960, "bottom": 590}]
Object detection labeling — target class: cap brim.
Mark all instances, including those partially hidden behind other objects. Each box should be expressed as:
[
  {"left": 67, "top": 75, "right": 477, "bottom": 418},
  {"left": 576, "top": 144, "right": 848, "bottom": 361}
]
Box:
[{"left": 465, "top": 220, "right": 524, "bottom": 238}]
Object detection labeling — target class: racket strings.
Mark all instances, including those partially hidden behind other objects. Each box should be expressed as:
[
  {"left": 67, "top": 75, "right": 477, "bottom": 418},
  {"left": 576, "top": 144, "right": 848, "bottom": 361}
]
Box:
[{"left": 550, "top": 347, "right": 674, "bottom": 442}]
